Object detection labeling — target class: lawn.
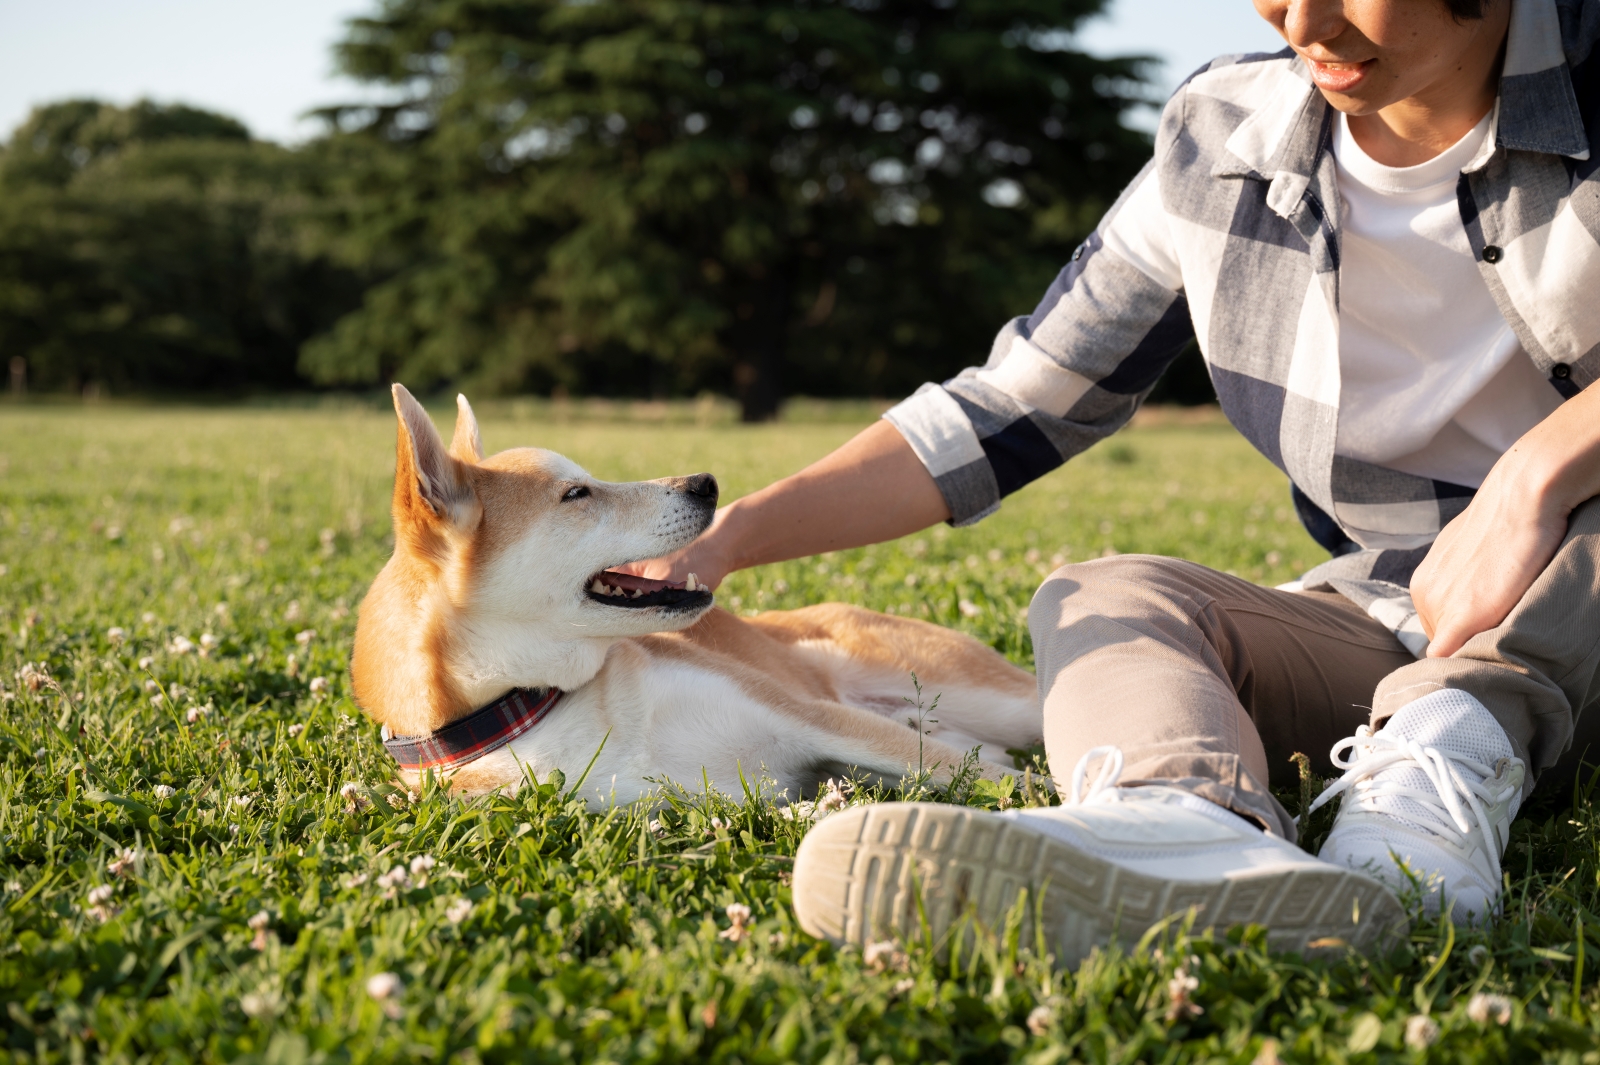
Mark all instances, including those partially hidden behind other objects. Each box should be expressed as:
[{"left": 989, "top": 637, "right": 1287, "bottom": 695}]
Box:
[{"left": 2, "top": 400, "right": 1598, "bottom": 1063}]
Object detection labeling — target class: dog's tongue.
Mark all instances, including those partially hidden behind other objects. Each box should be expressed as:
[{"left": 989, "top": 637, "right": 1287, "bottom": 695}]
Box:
[{"left": 598, "top": 570, "right": 684, "bottom": 593}]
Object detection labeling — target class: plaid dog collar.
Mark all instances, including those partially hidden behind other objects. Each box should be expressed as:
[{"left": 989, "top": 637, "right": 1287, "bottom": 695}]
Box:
[{"left": 382, "top": 687, "right": 562, "bottom": 772}]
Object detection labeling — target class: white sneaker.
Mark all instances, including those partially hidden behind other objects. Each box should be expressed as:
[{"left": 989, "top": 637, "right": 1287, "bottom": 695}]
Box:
[
  {"left": 791, "top": 747, "right": 1406, "bottom": 968},
  {"left": 1313, "top": 689, "right": 1525, "bottom": 923}
]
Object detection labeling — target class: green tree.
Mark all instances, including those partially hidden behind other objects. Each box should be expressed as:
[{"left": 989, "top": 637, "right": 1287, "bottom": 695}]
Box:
[
  {"left": 0, "top": 101, "right": 367, "bottom": 393},
  {"left": 305, "top": 0, "right": 1155, "bottom": 419}
]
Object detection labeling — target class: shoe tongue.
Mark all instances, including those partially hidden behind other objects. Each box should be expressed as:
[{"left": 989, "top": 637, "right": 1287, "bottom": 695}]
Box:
[
  {"left": 1381, "top": 689, "right": 1512, "bottom": 765},
  {"left": 1370, "top": 689, "right": 1514, "bottom": 831}
]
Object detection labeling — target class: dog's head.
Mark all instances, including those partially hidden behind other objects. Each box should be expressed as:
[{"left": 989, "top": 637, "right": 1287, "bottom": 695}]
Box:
[{"left": 351, "top": 384, "right": 717, "bottom": 735}]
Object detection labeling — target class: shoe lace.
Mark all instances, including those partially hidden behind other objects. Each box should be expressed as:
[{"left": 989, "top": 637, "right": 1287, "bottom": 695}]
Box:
[
  {"left": 1068, "top": 745, "right": 1124, "bottom": 804},
  {"left": 1305, "top": 726, "right": 1521, "bottom": 884}
]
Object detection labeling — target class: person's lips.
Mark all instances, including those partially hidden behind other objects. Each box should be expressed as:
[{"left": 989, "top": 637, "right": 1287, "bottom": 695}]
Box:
[{"left": 1306, "top": 58, "right": 1374, "bottom": 93}]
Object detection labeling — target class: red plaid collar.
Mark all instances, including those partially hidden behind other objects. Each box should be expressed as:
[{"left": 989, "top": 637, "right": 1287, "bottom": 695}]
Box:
[{"left": 382, "top": 687, "right": 562, "bottom": 772}]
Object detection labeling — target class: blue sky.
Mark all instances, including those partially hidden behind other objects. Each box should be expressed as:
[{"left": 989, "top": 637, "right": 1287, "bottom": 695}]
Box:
[{"left": 0, "top": 0, "right": 1288, "bottom": 144}]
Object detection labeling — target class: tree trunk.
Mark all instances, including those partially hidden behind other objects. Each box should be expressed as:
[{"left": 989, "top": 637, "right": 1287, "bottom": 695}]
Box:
[{"left": 731, "top": 264, "right": 793, "bottom": 423}]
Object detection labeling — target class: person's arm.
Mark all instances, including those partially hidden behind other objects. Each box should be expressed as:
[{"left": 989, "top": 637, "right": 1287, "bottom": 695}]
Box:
[
  {"left": 628, "top": 419, "right": 949, "bottom": 588},
  {"left": 1411, "top": 381, "right": 1600, "bottom": 657}
]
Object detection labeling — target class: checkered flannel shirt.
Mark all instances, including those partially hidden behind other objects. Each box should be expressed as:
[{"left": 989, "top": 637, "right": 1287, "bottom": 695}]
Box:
[{"left": 885, "top": 0, "right": 1600, "bottom": 656}]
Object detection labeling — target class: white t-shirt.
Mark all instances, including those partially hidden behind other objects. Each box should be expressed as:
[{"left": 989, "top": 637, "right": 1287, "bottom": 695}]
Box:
[{"left": 1332, "top": 108, "right": 1561, "bottom": 489}]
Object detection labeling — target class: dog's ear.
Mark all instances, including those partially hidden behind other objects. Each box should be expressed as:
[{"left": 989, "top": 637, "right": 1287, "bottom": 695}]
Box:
[
  {"left": 391, "top": 384, "right": 480, "bottom": 534},
  {"left": 449, "top": 393, "right": 483, "bottom": 463}
]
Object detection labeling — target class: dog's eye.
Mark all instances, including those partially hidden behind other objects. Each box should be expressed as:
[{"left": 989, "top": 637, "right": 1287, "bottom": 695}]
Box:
[{"left": 562, "top": 485, "right": 590, "bottom": 501}]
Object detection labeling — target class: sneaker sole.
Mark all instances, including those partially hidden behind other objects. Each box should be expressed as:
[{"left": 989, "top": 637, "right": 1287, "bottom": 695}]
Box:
[{"left": 793, "top": 803, "right": 1408, "bottom": 968}]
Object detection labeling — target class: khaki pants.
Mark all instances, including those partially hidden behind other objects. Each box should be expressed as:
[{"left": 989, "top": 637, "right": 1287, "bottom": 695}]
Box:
[{"left": 1028, "top": 499, "right": 1600, "bottom": 841}]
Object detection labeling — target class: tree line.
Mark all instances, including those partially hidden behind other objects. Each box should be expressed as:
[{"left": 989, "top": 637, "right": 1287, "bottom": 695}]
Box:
[{"left": 0, "top": 0, "right": 1214, "bottom": 419}]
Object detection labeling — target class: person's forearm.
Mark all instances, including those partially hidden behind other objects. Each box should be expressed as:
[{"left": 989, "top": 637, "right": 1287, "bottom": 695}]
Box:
[
  {"left": 709, "top": 419, "right": 951, "bottom": 574},
  {"left": 1503, "top": 381, "right": 1600, "bottom": 515}
]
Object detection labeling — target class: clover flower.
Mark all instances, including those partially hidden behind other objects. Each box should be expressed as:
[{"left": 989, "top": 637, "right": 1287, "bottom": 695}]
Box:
[
  {"left": 1027, "top": 1004, "right": 1056, "bottom": 1036},
  {"left": 169, "top": 635, "right": 196, "bottom": 655},
  {"left": 365, "top": 972, "right": 403, "bottom": 1018},
  {"left": 445, "top": 898, "right": 473, "bottom": 925},
  {"left": 339, "top": 782, "right": 370, "bottom": 812},
  {"left": 309, "top": 676, "right": 328, "bottom": 695},
  {"left": 718, "top": 902, "right": 752, "bottom": 943},
  {"left": 863, "top": 940, "right": 909, "bottom": 974},
  {"left": 1165, "top": 958, "right": 1203, "bottom": 1022},
  {"left": 153, "top": 784, "right": 176, "bottom": 800},
  {"left": 1467, "top": 992, "right": 1512, "bottom": 1025},
  {"left": 287, "top": 723, "right": 304, "bottom": 738},
  {"left": 107, "top": 626, "right": 126, "bottom": 644},
  {"left": 248, "top": 910, "right": 271, "bottom": 950},
  {"left": 1404, "top": 1015, "right": 1440, "bottom": 1049},
  {"left": 295, "top": 629, "right": 317, "bottom": 646},
  {"left": 107, "top": 848, "right": 140, "bottom": 878},
  {"left": 138, "top": 656, "right": 155, "bottom": 670},
  {"left": 85, "top": 884, "right": 118, "bottom": 923},
  {"left": 186, "top": 705, "right": 209, "bottom": 724}
]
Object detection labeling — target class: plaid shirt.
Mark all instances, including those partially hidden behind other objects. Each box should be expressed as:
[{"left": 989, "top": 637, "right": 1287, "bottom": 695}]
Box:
[{"left": 885, "top": 0, "right": 1600, "bottom": 655}]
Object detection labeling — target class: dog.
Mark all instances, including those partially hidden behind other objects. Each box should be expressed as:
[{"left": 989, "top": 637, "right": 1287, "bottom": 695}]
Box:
[{"left": 349, "top": 385, "right": 1042, "bottom": 808}]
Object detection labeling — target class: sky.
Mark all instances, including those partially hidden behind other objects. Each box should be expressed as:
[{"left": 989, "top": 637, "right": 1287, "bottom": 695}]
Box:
[{"left": 0, "top": 0, "right": 1288, "bottom": 145}]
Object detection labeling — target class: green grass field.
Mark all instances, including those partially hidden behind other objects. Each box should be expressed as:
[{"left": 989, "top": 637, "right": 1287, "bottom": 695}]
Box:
[{"left": 3, "top": 402, "right": 1600, "bottom": 1063}]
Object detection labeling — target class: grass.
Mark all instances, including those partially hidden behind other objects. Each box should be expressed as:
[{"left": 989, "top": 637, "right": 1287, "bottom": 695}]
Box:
[{"left": 2, "top": 401, "right": 1600, "bottom": 1063}]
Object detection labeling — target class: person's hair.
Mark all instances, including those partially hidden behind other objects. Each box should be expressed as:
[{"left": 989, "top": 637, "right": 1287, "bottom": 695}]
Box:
[{"left": 1444, "top": 0, "right": 1486, "bottom": 18}]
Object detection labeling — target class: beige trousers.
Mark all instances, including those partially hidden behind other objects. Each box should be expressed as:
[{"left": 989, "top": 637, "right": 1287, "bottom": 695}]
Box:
[{"left": 1028, "top": 499, "right": 1600, "bottom": 840}]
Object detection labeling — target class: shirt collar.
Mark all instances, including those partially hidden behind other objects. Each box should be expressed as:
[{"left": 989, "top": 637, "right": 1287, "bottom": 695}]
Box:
[{"left": 1214, "top": 0, "right": 1587, "bottom": 193}]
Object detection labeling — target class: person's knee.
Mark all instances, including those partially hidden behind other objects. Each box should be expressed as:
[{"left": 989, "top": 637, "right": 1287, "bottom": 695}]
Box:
[{"left": 1029, "top": 554, "right": 1200, "bottom": 629}]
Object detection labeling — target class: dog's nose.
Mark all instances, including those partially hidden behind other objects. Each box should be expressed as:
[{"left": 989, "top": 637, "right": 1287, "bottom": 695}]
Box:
[{"left": 683, "top": 473, "right": 718, "bottom": 502}]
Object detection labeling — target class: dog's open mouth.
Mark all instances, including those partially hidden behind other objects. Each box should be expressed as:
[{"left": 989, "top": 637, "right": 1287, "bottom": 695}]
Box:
[{"left": 586, "top": 569, "right": 712, "bottom": 609}]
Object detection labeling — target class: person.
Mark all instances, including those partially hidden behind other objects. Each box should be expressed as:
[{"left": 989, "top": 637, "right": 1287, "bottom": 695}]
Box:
[{"left": 636, "top": 0, "right": 1600, "bottom": 947}]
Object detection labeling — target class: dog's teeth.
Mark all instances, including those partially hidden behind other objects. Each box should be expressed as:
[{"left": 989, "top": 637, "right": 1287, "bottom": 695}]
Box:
[
  {"left": 631, "top": 589, "right": 643, "bottom": 598},
  {"left": 686, "top": 574, "right": 699, "bottom": 592},
  {"left": 591, "top": 579, "right": 607, "bottom": 594}
]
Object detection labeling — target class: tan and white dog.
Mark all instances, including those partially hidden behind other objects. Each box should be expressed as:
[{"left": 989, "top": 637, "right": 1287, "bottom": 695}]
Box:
[{"left": 350, "top": 385, "right": 1041, "bottom": 808}]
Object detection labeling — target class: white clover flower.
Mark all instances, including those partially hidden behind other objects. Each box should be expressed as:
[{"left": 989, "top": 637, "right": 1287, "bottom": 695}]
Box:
[
  {"left": 169, "top": 635, "right": 196, "bottom": 656},
  {"left": 87, "top": 885, "right": 115, "bottom": 905},
  {"left": 648, "top": 819, "right": 664, "bottom": 838},
  {"left": 150, "top": 692, "right": 166, "bottom": 706},
  {"left": 1026, "top": 1004, "right": 1056, "bottom": 1036},
  {"left": 385, "top": 792, "right": 407, "bottom": 810},
  {"left": 233, "top": 794, "right": 254, "bottom": 809},
  {"left": 295, "top": 629, "right": 317, "bottom": 646},
  {"left": 445, "top": 898, "right": 473, "bottom": 925},
  {"left": 344, "top": 873, "right": 369, "bottom": 889},
  {"left": 958, "top": 599, "right": 982, "bottom": 618},
  {"left": 1467, "top": 992, "right": 1513, "bottom": 1025},
  {"left": 200, "top": 633, "right": 219, "bottom": 650},
  {"left": 1404, "top": 1015, "right": 1440, "bottom": 1050},
  {"left": 169, "top": 684, "right": 188, "bottom": 699},
  {"left": 153, "top": 784, "right": 176, "bottom": 800},
  {"left": 818, "top": 779, "right": 848, "bottom": 812},
  {"left": 138, "top": 656, "right": 155, "bottom": 670},
  {"left": 107, "top": 848, "right": 139, "bottom": 878},
  {"left": 1165, "top": 960, "right": 1203, "bottom": 1022},
  {"left": 284, "top": 601, "right": 302, "bottom": 622},
  {"left": 285, "top": 654, "right": 299, "bottom": 679},
  {"left": 141, "top": 612, "right": 157, "bottom": 624},
  {"left": 718, "top": 902, "right": 752, "bottom": 943},
  {"left": 309, "top": 676, "right": 329, "bottom": 695},
  {"left": 863, "top": 940, "right": 908, "bottom": 974},
  {"left": 287, "top": 723, "right": 305, "bottom": 738},
  {"left": 366, "top": 972, "right": 403, "bottom": 1017},
  {"left": 186, "top": 706, "right": 208, "bottom": 724},
  {"left": 248, "top": 910, "right": 271, "bottom": 949},
  {"left": 33, "top": 747, "right": 46, "bottom": 760},
  {"left": 408, "top": 855, "right": 436, "bottom": 884},
  {"left": 377, "top": 865, "right": 409, "bottom": 892},
  {"left": 340, "top": 782, "right": 370, "bottom": 812},
  {"left": 106, "top": 626, "right": 126, "bottom": 644},
  {"left": 240, "top": 990, "right": 282, "bottom": 1019}
]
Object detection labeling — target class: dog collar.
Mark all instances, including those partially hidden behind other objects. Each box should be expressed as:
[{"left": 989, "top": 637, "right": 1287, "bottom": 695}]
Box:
[{"left": 381, "top": 687, "right": 562, "bottom": 772}]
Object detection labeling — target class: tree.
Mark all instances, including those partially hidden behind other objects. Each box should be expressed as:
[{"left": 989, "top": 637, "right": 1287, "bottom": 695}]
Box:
[
  {"left": 0, "top": 101, "right": 367, "bottom": 394},
  {"left": 305, "top": 0, "right": 1156, "bottom": 419}
]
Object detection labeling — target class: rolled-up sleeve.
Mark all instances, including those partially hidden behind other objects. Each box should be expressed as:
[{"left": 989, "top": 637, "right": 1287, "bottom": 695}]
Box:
[{"left": 884, "top": 149, "right": 1191, "bottom": 525}]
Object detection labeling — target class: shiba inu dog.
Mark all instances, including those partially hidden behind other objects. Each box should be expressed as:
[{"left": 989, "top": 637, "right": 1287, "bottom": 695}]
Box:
[{"left": 350, "top": 385, "right": 1041, "bottom": 807}]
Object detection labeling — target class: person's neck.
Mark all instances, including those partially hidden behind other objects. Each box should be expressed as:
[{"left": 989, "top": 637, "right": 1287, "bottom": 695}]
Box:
[{"left": 1346, "top": 14, "right": 1509, "bottom": 168}]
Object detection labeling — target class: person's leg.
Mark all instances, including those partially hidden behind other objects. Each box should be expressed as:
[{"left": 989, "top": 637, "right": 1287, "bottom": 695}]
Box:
[
  {"left": 1319, "top": 498, "right": 1600, "bottom": 919},
  {"left": 791, "top": 554, "right": 1414, "bottom": 965},
  {"left": 1029, "top": 555, "right": 1416, "bottom": 839},
  {"left": 1371, "top": 497, "right": 1600, "bottom": 782}
]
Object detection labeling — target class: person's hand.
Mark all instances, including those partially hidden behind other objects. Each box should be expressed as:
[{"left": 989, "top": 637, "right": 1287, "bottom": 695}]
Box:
[
  {"left": 615, "top": 509, "right": 735, "bottom": 590},
  {"left": 1411, "top": 465, "right": 1569, "bottom": 658}
]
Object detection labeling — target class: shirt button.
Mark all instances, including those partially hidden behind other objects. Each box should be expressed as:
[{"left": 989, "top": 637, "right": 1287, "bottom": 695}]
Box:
[
  {"left": 1553, "top": 362, "right": 1572, "bottom": 379},
  {"left": 1482, "top": 244, "right": 1504, "bottom": 263}
]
